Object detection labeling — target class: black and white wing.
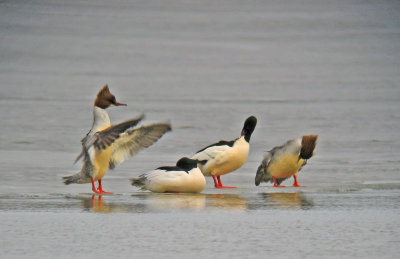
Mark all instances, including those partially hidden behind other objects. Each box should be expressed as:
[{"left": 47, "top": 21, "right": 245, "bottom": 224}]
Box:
[{"left": 191, "top": 140, "right": 235, "bottom": 164}]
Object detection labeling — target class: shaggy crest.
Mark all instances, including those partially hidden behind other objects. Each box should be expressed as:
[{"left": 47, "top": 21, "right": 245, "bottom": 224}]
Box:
[{"left": 94, "top": 84, "right": 117, "bottom": 109}]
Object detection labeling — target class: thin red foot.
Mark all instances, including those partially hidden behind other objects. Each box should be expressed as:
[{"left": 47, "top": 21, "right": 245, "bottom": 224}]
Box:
[
  {"left": 292, "top": 175, "right": 306, "bottom": 187},
  {"left": 212, "top": 175, "right": 220, "bottom": 188},
  {"left": 97, "top": 179, "right": 114, "bottom": 194},
  {"left": 215, "top": 185, "right": 237, "bottom": 189},
  {"left": 91, "top": 179, "right": 103, "bottom": 194},
  {"left": 272, "top": 176, "right": 285, "bottom": 187},
  {"left": 214, "top": 175, "right": 236, "bottom": 189},
  {"left": 98, "top": 190, "right": 114, "bottom": 194}
]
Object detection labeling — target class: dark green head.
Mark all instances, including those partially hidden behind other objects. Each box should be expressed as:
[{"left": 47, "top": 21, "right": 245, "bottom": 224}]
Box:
[
  {"left": 176, "top": 157, "right": 198, "bottom": 172},
  {"left": 241, "top": 116, "right": 257, "bottom": 142}
]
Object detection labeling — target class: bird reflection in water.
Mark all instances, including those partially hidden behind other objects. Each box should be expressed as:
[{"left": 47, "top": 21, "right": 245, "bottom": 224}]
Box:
[
  {"left": 79, "top": 195, "right": 128, "bottom": 213},
  {"left": 75, "top": 193, "right": 249, "bottom": 212},
  {"left": 90, "top": 195, "right": 109, "bottom": 213},
  {"left": 146, "top": 193, "right": 206, "bottom": 210},
  {"left": 136, "top": 193, "right": 248, "bottom": 211},
  {"left": 207, "top": 194, "right": 248, "bottom": 211},
  {"left": 258, "top": 192, "right": 313, "bottom": 210},
  {"left": 75, "top": 193, "right": 310, "bottom": 212}
]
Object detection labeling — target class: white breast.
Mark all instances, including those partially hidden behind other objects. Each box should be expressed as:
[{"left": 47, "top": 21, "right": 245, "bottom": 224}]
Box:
[
  {"left": 196, "top": 136, "right": 249, "bottom": 176},
  {"left": 91, "top": 106, "right": 111, "bottom": 133}
]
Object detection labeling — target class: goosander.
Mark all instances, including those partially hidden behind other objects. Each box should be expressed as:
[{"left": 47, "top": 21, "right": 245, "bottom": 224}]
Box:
[
  {"left": 255, "top": 135, "right": 318, "bottom": 187},
  {"left": 63, "top": 85, "right": 171, "bottom": 194},
  {"left": 191, "top": 116, "right": 257, "bottom": 188},
  {"left": 130, "top": 157, "right": 206, "bottom": 193}
]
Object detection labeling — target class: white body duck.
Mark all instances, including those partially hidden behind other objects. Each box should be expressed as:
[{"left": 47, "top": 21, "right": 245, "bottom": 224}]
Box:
[
  {"left": 255, "top": 135, "right": 318, "bottom": 187},
  {"left": 191, "top": 116, "right": 257, "bottom": 188},
  {"left": 131, "top": 157, "right": 206, "bottom": 193},
  {"left": 63, "top": 85, "right": 171, "bottom": 194}
]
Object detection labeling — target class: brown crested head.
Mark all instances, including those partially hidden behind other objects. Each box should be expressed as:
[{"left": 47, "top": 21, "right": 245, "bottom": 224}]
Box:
[
  {"left": 300, "top": 134, "right": 318, "bottom": 160},
  {"left": 94, "top": 84, "right": 126, "bottom": 109}
]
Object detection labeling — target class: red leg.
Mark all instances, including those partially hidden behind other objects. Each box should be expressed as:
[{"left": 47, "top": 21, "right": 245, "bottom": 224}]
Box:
[
  {"left": 292, "top": 174, "right": 305, "bottom": 187},
  {"left": 91, "top": 179, "right": 102, "bottom": 194},
  {"left": 212, "top": 175, "right": 221, "bottom": 188},
  {"left": 272, "top": 176, "right": 285, "bottom": 187},
  {"left": 97, "top": 179, "right": 114, "bottom": 194},
  {"left": 215, "top": 175, "right": 236, "bottom": 189}
]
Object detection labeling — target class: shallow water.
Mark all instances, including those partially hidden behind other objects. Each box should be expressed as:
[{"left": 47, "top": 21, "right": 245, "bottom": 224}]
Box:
[{"left": 1, "top": 0, "right": 400, "bottom": 258}]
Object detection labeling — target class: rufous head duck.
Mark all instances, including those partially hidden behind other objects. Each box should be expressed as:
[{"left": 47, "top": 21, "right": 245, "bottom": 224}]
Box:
[{"left": 94, "top": 85, "right": 127, "bottom": 109}]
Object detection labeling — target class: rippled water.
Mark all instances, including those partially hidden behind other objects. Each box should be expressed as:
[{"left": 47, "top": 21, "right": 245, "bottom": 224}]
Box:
[{"left": 1, "top": 0, "right": 400, "bottom": 258}]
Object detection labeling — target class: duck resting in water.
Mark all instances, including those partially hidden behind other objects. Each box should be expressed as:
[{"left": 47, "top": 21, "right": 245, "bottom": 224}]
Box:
[
  {"left": 255, "top": 135, "right": 318, "bottom": 187},
  {"left": 63, "top": 85, "right": 171, "bottom": 194},
  {"left": 130, "top": 157, "right": 206, "bottom": 193}
]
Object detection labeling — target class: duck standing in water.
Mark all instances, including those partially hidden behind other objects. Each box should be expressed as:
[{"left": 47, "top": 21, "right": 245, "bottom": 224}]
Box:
[
  {"left": 191, "top": 116, "right": 257, "bottom": 188},
  {"left": 63, "top": 85, "right": 171, "bottom": 194},
  {"left": 130, "top": 157, "right": 206, "bottom": 193},
  {"left": 255, "top": 135, "right": 318, "bottom": 187}
]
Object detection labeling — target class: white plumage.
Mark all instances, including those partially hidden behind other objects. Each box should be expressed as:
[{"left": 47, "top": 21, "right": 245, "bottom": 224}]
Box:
[
  {"left": 192, "top": 116, "right": 257, "bottom": 188},
  {"left": 131, "top": 157, "right": 206, "bottom": 193}
]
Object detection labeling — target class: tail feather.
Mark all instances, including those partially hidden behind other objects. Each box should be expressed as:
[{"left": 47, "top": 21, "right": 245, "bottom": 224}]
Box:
[
  {"left": 255, "top": 160, "right": 272, "bottom": 186},
  {"left": 62, "top": 172, "right": 90, "bottom": 185},
  {"left": 130, "top": 176, "right": 146, "bottom": 188},
  {"left": 300, "top": 135, "right": 318, "bottom": 160},
  {"left": 255, "top": 156, "right": 286, "bottom": 186}
]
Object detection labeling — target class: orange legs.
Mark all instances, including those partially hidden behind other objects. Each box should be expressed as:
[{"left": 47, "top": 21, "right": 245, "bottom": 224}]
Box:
[
  {"left": 272, "top": 175, "right": 305, "bottom": 187},
  {"left": 272, "top": 176, "right": 285, "bottom": 187},
  {"left": 91, "top": 179, "right": 114, "bottom": 194},
  {"left": 212, "top": 175, "right": 236, "bottom": 189},
  {"left": 292, "top": 174, "right": 305, "bottom": 187}
]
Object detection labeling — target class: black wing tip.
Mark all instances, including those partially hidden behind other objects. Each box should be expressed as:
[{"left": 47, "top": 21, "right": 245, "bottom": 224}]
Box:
[{"left": 196, "top": 139, "right": 234, "bottom": 153}]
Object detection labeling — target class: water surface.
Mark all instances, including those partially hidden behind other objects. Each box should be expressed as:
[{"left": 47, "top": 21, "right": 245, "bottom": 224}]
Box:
[{"left": 1, "top": 0, "right": 399, "bottom": 258}]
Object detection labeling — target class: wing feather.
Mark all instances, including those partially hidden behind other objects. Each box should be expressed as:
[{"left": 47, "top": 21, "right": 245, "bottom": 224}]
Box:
[
  {"left": 94, "top": 114, "right": 145, "bottom": 150},
  {"left": 109, "top": 122, "right": 171, "bottom": 169},
  {"left": 191, "top": 145, "right": 230, "bottom": 164},
  {"left": 73, "top": 114, "right": 144, "bottom": 164}
]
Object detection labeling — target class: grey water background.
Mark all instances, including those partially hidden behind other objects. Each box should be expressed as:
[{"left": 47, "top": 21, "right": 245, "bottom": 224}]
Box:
[{"left": 1, "top": 0, "right": 400, "bottom": 258}]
